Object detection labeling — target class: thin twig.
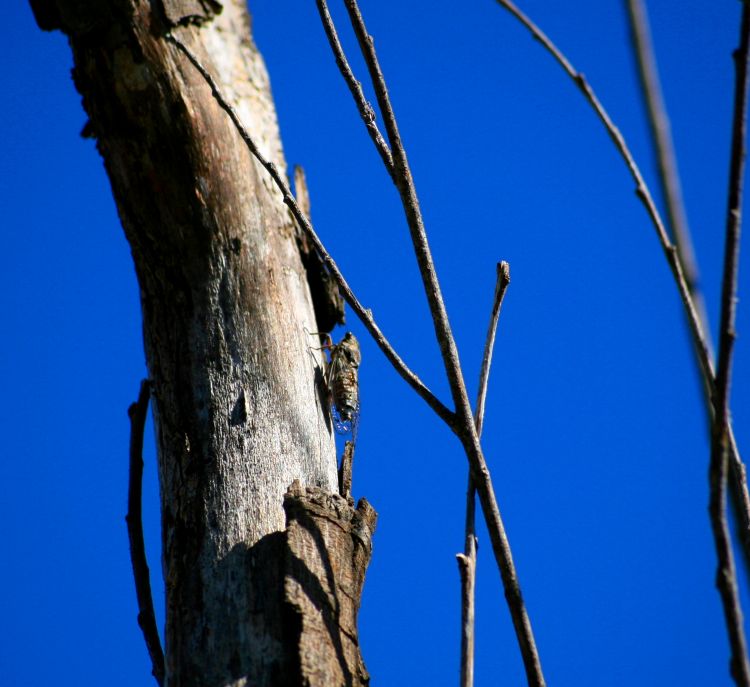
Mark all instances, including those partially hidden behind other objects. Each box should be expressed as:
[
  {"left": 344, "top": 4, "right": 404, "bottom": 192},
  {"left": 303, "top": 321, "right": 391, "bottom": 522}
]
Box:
[
  {"left": 458, "top": 261, "right": 511, "bottom": 687},
  {"left": 474, "top": 262, "right": 512, "bottom": 437},
  {"left": 166, "top": 32, "right": 455, "bottom": 429},
  {"left": 126, "top": 380, "right": 165, "bottom": 687},
  {"left": 493, "top": 0, "right": 750, "bottom": 571},
  {"left": 709, "top": 4, "right": 750, "bottom": 684},
  {"left": 314, "top": 0, "right": 394, "bottom": 173},
  {"left": 342, "top": 0, "right": 471, "bottom": 419},
  {"left": 491, "top": 0, "right": 712, "bottom": 397},
  {"left": 624, "top": 0, "right": 750, "bottom": 580},
  {"left": 320, "top": 4, "right": 546, "bottom": 683}
]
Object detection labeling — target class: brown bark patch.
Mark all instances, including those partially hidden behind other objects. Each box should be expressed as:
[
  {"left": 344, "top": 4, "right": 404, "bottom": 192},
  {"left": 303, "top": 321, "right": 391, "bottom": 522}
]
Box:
[{"left": 283, "top": 481, "right": 376, "bottom": 687}]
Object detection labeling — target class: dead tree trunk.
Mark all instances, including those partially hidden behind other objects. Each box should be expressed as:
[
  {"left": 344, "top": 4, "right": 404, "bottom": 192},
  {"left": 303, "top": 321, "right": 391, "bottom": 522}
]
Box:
[{"left": 30, "top": 1, "right": 375, "bottom": 685}]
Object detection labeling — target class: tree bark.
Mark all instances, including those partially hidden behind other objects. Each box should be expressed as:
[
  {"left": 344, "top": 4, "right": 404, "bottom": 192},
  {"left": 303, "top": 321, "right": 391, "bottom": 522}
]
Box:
[{"left": 30, "top": 1, "right": 374, "bottom": 684}]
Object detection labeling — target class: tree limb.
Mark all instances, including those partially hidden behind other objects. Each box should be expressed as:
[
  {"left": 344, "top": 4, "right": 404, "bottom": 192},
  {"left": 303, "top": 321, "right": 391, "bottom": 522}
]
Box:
[{"left": 126, "top": 379, "right": 164, "bottom": 687}]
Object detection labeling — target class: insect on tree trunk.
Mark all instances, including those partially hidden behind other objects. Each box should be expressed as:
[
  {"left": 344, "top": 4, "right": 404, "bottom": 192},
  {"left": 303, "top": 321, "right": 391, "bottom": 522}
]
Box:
[{"left": 29, "top": 1, "right": 376, "bottom": 685}]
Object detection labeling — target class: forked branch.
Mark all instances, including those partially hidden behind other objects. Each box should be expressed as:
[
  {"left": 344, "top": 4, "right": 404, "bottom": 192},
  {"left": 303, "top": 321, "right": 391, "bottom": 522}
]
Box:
[
  {"left": 314, "top": 0, "right": 394, "bottom": 173},
  {"left": 340, "top": 0, "right": 474, "bottom": 414},
  {"left": 319, "top": 4, "right": 545, "bottom": 684},
  {"left": 126, "top": 380, "right": 164, "bottom": 687}
]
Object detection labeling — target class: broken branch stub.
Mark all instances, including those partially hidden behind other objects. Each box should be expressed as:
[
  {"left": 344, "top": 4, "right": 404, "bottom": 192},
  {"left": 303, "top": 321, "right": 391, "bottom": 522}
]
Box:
[{"left": 283, "top": 481, "right": 377, "bottom": 687}]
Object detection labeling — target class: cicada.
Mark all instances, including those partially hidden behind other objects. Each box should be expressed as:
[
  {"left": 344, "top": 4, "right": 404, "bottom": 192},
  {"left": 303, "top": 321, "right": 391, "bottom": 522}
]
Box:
[{"left": 316, "top": 332, "right": 361, "bottom": 437}]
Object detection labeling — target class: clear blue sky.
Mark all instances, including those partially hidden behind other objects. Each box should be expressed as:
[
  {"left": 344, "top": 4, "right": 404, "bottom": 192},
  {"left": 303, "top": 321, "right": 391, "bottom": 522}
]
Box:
[{"left": 2, "top": 1, "right": 749, "bottom": 685}]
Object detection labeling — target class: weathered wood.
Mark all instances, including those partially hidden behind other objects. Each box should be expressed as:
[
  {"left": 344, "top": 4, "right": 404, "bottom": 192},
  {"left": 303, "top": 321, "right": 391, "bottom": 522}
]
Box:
[
  {"left": 29, "top": 1, "right": 376, "bottom": 685},
  {"left": 283, "top": 482, "right": 376, "bottom": 687}
]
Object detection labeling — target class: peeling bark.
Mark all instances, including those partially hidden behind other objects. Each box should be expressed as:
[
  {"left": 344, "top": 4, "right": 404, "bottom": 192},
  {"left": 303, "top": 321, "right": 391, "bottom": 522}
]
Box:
[{"left": 30, "top": 1, "right": 374, "bottom": 684}]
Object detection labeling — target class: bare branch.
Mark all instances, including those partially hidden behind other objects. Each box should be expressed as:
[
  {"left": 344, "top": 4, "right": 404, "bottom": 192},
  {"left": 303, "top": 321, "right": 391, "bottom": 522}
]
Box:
[
  {"left": 166, "top": 32, "right": 455, "bottom": 429},
  {"left": 709, "top": 4, "right": 750, "bottom": 684},
  {"left": 459, "top": 261, "right": 511, "bottom": 687},
  {"left": 475, "top": 262, "right": 511, "bottom": 436},
  {"left": 492, "top": 0, "right": 750, "bottom": 574},
  {"left": 314, "top": 0, "right": 394, "bottom": 173},
  {"left": 319, "top": 5, "right": 545, "bottom": 683},
  {"left": 624, "top": 0, "right": 750, "bottom": 578},
  {"left": 340, "top": 0, "right": 471, "bottom": 414},
  {"left": 716, "top": 0, "right": 750, "bottom": 514},
  {"left": 492, "top": 0, "right": 713, "bottom": 390},
  {"left": 126, "top": 380, "right": 165, "bottom": 687}
]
